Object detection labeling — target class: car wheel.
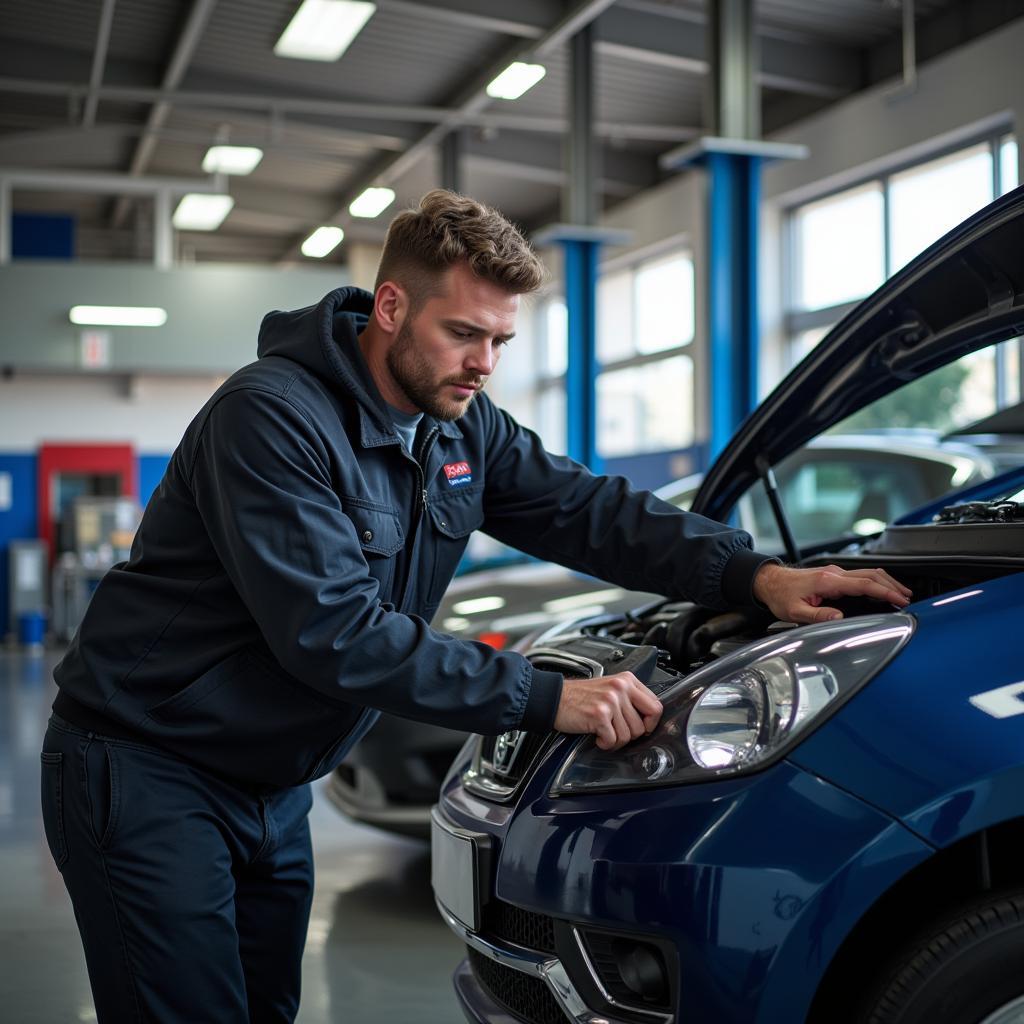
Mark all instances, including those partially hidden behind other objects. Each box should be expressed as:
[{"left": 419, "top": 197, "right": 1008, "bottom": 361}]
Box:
[{"left": 863, "top": 892, "right": 1024, "bottom": 1024}]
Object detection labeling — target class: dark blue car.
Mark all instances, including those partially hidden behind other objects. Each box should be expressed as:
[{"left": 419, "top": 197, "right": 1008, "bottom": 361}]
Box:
[{"left": 431, "top": 188, "right": 1024, "bottom": 1024}]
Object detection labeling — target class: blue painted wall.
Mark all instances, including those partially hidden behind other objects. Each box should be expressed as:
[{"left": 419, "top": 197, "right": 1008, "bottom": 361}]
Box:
[
  {"left": 139, "top": 454, "right": 172, "bottom": 506},
  {"left": 11, "top": 213, "right": 75, "bottom": 259},
  {"left": 605, "top": 443, "right": 710, "bottom": 492},
  {"left": 0, "top": 455, "right": 38, "bottom": 637}
]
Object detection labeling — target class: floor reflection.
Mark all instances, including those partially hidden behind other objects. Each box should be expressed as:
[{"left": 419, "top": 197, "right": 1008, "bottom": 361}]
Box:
[{"left": 0, "top": 649, "right": 464, "bottom": 1024}]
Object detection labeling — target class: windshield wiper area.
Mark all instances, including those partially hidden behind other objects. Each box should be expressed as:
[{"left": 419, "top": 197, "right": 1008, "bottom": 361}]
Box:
[{"left": 755, "top": 455, "right": 800, "bottom": 564}]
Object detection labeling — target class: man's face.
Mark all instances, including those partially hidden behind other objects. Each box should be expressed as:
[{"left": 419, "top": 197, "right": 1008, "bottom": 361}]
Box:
[{"left": 385, "top": 262, "right": 519, "bottom": 421}]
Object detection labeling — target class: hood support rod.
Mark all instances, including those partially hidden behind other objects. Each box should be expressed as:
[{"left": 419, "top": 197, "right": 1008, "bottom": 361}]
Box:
[{"left": 755, "top": 455, "right": 800, "bottom": 564}]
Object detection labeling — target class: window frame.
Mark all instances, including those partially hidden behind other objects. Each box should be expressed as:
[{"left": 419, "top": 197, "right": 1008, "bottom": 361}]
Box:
[
  {"left": 784, "top": 130, "right": 1023, "bottom": 401},
  {"left": 534, "top": 238, "right": 697, "bottom": 456},
  {"left": 785, "top": 130, "right": 1017, "bottom": 337}
]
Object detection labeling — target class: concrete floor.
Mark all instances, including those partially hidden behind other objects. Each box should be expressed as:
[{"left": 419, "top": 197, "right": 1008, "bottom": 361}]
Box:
[{"left": 0, "top": 648, "right": 466, "bottom": 1024}]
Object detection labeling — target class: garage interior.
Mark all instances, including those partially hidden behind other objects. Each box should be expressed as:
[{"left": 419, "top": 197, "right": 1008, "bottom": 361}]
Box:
[{"left": 2, "top": 1, "right": 1024, "bottom": 1021}]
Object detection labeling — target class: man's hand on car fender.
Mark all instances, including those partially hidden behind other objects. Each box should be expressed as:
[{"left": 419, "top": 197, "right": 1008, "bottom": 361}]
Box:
[
  {"left": 554, "top": 673, "right": 663, "bottom": 751},
  {"left": 753, "top": 562, "right": 912, "bottom": 623}
]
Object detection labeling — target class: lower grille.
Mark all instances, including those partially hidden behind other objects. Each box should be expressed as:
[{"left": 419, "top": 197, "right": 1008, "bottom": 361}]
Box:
[
  {"left": 483, "top": 899, "right": 556, "bottom": 955},
  {"left": 467, "top": 947, "right": 565, "bottom": 1024}
]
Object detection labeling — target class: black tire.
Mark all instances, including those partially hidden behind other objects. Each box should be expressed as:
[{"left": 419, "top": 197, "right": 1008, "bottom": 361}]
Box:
[{"left": 862, "top": 891, "right": 1024, "bottom": 1024}]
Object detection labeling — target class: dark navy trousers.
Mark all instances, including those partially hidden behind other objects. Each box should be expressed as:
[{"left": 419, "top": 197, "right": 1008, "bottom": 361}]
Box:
[{"left": 40, "top": 715, "right": 315, "bottom": 1023}]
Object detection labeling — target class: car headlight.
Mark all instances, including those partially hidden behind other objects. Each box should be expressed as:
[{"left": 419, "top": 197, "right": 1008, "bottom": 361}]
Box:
[{"left": 551, "top": 614, "right": 913, "bottom": 794}]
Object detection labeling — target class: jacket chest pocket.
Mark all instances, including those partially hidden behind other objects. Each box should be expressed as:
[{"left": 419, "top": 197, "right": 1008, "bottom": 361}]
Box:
[
  {"left": 345, "top": 501, "right": 404, "bottom": 598},
  {"left": 425, "top": 490, "right": 485, "bottom": 611}
]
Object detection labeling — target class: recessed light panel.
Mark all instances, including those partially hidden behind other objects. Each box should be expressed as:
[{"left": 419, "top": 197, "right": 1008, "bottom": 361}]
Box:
[
  {"left": 202, "top": 145, "right": 264, "bottom": 175},
  {"left": 486, "top": 62, "right": 546, "bottom": 100},
  {"left": 349, "top": 186, "right": 395, "bottom": 218},
  {"left": 301, "top": 225, "right": 345, "bottom": 258},
  {"left": 172, "top": 193, "right": 235, "bottom": 231},
  {"left": 70, "top": 306, "right": 168, "bottom": 327},
  {"left": 274, "top": 0, "right": 376, "bottom": 61}
]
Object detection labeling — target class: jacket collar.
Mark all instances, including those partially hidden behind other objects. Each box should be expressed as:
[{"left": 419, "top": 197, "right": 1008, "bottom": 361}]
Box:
[{"left": 316, "top": 288, "right": 465, "bottom": 448}]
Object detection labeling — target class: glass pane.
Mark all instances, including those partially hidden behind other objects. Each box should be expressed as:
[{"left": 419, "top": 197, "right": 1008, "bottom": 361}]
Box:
[
  {"left": 734, "top": 341, "right": 1024, "bottom": 554},
  {"left": 635, "top": 254, "right": 695, "bottom": 353},
  {"left": 1003, "top": 338, "right": 1022, "bottom": 406},
  {"left": 537, "top": 387, "right": 567, "bottom": 456},
  {"left": 791, "top": 326, "right": 830, "bottom": 367},
  {"left": 741, "top": 451, "right": 960, "bottom": 551},
  {"left": 597, "top": 270, "right": 634, "bottom": 363},
  {"left": 835, "top": 348, "right": 996, "bottom": 435},
  {"left": 543, "top": 299, "right": 568, "bottom": 377},
  {"left": 1000, "top": 136, "right": 1018, "bottom": 195},
  {"left": 597, "top": 356, "right": 694, "bottom": 457},
  {"left": 794, "top": 183, "right": 885, "bottom": 310},
  {"left": 889, "top": 144, "right": 994, "bottom": 272}
]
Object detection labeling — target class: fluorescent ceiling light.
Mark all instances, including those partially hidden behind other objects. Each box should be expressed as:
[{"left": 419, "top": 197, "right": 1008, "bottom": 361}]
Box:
[
  {"left": 274, "top": 0, "right": 376, "bottom": 61},
  {"left": 172, "top": 193, "right": 235, "bottom": 231},
  {"left": 70, "top": 306, "right": 167, "bottom": 327},
  {"left": 486, "top": 62, "right": 546, "bottom": 100},
  {"left": 301, "top": 225, "right": 345, "bottom": 258},
  {"left": 451, "top": 596, "right": 506, "bottom": 616},
  {"left": 349, "top": 186, "right": 395, "bottom": 218},
  {"left": 202, "top": 145, "right": 264, "bottom": 175}
]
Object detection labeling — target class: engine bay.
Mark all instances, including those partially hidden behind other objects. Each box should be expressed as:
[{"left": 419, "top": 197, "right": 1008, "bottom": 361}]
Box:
[{"left": 559, "top": 496, "right": 1024, "bottom": 680}]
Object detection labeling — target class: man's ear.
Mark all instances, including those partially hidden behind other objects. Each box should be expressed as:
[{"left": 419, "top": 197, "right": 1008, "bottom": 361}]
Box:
[{"left": 373, "top": 280, "right": 408, "bottom": 336}]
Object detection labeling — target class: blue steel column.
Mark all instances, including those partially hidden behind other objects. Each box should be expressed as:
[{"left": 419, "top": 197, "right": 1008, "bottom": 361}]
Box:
[
  {"left": 563, "top": 238, "right": 601, "bottom": 470},
  {"left": 536, "top": 26, "right": 630, "bottom": 470},
  {"left": 563, "top": 25, "right": 601, "bottom": 472},
  {"left": 707, "top": 150, "right": 761, "bottom": 458}
]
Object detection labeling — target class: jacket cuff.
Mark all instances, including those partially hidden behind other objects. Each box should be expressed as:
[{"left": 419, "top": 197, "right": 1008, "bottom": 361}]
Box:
[
  {"left": 518, "top": 667, "right": 563, "bottom": 733},
  {"left": 721, "top": 547, "right": 781, "bottom": 607}
]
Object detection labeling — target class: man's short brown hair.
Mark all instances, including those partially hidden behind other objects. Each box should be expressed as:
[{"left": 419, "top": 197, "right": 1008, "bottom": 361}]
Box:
[{"left": 375, "top": 189, "right": 545, "bottom": 306}]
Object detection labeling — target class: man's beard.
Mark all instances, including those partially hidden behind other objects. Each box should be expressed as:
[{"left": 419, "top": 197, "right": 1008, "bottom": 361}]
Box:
[{"left": 386, "top": 319, "right": 485, "bottom": 421}]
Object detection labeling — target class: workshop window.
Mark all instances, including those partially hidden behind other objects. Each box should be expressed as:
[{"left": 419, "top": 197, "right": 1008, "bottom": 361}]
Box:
[
  {"left": 535, "top": 249, "right": 696, "bottom": 459},
  {"left": 793, "top": 182, "right": 885, "bottom": 312},
  {"left": 785, "top": 132, "right": 1022, "bottom": 412}
]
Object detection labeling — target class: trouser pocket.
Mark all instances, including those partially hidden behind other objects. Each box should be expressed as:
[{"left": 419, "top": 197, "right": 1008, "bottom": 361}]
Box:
[
  {"left": 40, "top": 752, "right": 68, "bottom": 869},
  {"left": 85, "top": 741, "right": 121, "bottom": 851}
]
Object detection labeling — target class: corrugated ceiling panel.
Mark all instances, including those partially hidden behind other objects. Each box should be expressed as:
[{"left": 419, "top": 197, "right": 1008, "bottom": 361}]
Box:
[
  {"left": 189, "top": 0, "right": 509, "bottom": 106},
  {"left": 597, "top": 51, "right": 703, "bottom": 127},
  {"left": 106, "top": 0, "right": 187, "bottom": 61},
  {"left": 0, "top": 0, "right": 102, "bottom": 53},
  {"left": 757, "top": 0, "right": 956, "bottom": 47}
]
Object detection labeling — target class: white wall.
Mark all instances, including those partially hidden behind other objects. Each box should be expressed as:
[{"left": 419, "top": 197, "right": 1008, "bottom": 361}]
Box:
[{"left": 0, "top": 374, "right": 224, "bottom": 453}]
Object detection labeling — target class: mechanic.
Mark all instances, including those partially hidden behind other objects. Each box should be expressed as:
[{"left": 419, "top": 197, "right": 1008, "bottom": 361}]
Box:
[{"left": 41, "top": 189, "right": 912, "bottom": 1023}]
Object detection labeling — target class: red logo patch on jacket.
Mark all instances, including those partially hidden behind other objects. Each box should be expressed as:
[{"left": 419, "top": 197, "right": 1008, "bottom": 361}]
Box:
[{"left": 443, "top": 461, "right": 472, "bottom": 487}]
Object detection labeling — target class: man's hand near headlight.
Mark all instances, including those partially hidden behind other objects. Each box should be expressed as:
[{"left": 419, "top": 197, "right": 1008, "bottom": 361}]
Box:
[
  {"left": 753, "top": 562, "right": 912, "bottom": 623},
  {"left": 554, "top": 673, "right": 664, "bottom": 751}
]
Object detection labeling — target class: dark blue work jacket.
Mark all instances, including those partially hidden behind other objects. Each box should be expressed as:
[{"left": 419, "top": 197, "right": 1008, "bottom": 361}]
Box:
[{"left": 53, "top": 287, "right": 770, "bottom": 789}]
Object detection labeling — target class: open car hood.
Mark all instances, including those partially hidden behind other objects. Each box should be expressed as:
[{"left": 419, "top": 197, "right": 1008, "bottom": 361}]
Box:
[{"left": 692, "top": 186, "right": 1024, "bottom": 523}]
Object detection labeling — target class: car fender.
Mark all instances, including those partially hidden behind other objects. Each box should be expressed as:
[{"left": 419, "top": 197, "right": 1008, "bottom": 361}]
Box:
[{"left": 789, "top": 572, "right": 1024, "bottom": 846}]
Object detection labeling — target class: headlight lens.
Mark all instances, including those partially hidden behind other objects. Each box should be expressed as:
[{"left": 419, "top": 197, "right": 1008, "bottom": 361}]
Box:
[{"left": 551, "top": 614, "right": 913, "bottom": 794}]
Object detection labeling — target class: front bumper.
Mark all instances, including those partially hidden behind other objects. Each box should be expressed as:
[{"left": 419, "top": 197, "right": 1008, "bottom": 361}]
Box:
[{"left": 435, "top": 756, "right": 934, "bottom": 1024}]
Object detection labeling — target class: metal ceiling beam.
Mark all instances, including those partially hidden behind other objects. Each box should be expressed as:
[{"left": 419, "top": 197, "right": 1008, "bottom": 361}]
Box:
[
  {"left": 0, "top": 77, "right": 697, "bottom": 143},
  {"left": 594, "top": 4, "right": 860, "bottom": 100},
  {"left": 373, "top": 0, "right": 547, "bottom": 39},
  {"left": 111, "top": 0, "right": 218, "bottom": 228},
  {"left": 82, "top": 0, "right": 116, "bottom": 128},
  {"left": 461, "top": 132, "right": 651, "bottom": 196},
  {"left": 0, "top": 120, "right": 405, "bottom": 161},
  {"left": 277, "top": 0, "right": 621, "bottom": 262},
  {"left": 0, "top": 168, "right": 222, "bottom": 195}
]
